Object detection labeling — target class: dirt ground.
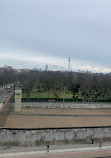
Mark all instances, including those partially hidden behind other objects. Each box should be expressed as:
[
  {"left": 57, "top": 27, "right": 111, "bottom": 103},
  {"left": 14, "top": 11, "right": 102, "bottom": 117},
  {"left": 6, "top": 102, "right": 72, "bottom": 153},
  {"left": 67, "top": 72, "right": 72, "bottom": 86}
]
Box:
[{"left": 4, "top": 108, "right": 111, "bottom": 128}]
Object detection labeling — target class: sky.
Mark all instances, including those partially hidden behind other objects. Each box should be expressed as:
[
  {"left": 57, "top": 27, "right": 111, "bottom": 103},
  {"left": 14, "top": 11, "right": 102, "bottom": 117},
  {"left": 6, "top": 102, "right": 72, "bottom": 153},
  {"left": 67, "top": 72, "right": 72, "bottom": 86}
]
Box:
[{"left": 0, "top": 0, "right": 111, "bottom": 73}]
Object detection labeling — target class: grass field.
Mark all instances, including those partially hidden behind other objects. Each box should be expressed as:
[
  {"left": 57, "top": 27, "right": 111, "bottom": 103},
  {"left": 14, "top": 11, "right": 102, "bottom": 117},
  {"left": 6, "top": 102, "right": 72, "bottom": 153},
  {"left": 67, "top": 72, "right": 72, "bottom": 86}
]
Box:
[
  {"left": 22, "top": 90, "right": 108, "bottom": 101},
  {"left": 22, "top": 91, "right": 73, "bottom": 98},
  {"left": 4, "top": 108, "right": 111, "bottom": 128},
  {"left": 23, "top": 92, "right": 55, "bottom": 98}
]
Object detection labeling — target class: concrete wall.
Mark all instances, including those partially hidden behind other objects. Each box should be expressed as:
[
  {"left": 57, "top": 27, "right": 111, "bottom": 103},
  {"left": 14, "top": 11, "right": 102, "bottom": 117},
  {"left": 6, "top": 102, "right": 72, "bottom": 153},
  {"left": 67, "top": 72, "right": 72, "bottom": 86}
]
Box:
[
  {"left": 0, "top": 102, "right": 3, "bottom": 109},
  {"left": 22, "top": 102, "right": 111, "bottom": 109},
  {"left": 0, "top": 126, "right": 111, "bottom": 146},
  {"left": 0, "top": 95, "right": 13, "bottom": 127}
]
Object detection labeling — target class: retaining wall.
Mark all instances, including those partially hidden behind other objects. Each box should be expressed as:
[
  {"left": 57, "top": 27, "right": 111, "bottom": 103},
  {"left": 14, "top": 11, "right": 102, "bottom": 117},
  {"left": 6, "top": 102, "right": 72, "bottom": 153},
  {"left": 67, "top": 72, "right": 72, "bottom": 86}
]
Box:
[
  {"left": 22, "top": 102, "right": 111, "bottom": 109},
  {"left": 0, "top": 126, "right": 111, "bottom": 146}
]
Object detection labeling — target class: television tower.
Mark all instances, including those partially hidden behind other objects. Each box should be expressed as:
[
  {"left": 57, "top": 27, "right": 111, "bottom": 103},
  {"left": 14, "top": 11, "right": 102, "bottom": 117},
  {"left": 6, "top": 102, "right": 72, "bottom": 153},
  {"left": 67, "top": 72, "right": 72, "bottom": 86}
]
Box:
[{"left": 68, "top": 57, "right": 71, "bottom": 71}]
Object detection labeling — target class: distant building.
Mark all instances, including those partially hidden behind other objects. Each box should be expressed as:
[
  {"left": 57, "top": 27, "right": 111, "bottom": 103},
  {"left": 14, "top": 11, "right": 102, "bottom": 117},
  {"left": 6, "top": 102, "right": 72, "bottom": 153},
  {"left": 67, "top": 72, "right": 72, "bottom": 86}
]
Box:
[
  {"left": 4, "top": 65, "right": 12, "bottom": 69},
  {"left": 16, "top": 69, "right": 22, "bottom": 73},
  {"left": 21, "top": 69, "right": 30, "bottom": 72},
  {"left": 45, "top": 64, "right": 48, "bottom": 71}
]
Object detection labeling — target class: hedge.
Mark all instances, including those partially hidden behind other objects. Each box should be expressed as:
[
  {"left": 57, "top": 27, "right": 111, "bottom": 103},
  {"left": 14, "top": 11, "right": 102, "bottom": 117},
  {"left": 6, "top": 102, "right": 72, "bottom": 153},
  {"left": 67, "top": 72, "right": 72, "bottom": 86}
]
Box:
[{"left": 22, "top": 98, "right": 111, "bottom": 102}]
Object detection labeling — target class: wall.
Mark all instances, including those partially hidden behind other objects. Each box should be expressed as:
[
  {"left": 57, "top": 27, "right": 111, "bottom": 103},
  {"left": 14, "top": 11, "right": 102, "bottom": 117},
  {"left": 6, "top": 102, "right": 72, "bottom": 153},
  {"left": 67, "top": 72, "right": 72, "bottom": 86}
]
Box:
[
  {"left": 0, "top": 94, "right": 13, "bottom": 127},
  {"left": 22, "top": 102, "right": 111, "bottom": 109},
  {"left": 0, "top": 102, "right": 3, "bottom": 109},
  {"left": 0, "top": 126, "right": 111, "bottom": 146}
]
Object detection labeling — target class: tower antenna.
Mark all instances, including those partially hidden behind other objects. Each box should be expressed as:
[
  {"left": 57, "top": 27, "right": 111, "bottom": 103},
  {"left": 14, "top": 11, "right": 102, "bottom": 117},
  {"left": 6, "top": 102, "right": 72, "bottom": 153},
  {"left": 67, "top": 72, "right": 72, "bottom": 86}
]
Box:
[{"left": 68, "top": 57, "right": 71, "bottom": 71}]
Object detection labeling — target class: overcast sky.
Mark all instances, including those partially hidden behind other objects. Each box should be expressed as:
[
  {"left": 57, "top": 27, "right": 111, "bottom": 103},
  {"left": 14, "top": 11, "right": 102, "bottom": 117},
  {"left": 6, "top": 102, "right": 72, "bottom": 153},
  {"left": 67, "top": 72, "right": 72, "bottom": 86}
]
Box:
[{"left": 0, "top": 0, "right": 111, "bottom": 73}]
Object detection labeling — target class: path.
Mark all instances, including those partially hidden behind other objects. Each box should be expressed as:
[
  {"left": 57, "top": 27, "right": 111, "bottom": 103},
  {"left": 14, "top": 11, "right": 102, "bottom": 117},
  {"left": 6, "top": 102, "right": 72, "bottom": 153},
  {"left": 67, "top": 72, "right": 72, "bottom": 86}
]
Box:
[{"left": 1, "top": 142, "right": 111, "bottom": 158}]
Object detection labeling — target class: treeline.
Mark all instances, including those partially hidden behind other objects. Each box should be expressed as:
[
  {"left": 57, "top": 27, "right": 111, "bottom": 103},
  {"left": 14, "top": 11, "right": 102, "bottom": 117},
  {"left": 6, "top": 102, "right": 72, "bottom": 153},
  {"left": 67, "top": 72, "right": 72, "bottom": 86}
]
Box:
[
  {"left": 0, "top": 68, "right": 16, "bottom": 88},
  {"left": 1, "top": 67, "right": 111, "bottom": 99}
]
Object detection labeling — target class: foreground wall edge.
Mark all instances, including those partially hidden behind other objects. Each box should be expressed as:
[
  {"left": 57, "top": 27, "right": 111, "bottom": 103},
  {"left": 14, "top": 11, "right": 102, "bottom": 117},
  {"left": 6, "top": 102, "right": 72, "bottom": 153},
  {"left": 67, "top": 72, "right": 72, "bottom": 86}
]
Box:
[{"left": 0, "top": 126, "right": 111, "bottom": 146}]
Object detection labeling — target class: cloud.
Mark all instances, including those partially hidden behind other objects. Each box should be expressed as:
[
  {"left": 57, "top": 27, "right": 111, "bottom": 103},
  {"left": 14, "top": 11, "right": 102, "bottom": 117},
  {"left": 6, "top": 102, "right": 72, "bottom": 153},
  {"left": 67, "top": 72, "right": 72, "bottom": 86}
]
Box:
[{"left": 0, "top": 0, "right": 111, "bottom": 72}]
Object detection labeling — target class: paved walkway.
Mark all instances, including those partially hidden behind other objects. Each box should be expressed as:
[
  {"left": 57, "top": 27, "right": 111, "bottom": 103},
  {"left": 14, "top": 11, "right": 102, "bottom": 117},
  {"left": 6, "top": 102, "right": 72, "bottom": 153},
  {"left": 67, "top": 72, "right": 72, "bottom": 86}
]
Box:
[{"left": 1, "top": 142, "right": 111, "bottom": 157}]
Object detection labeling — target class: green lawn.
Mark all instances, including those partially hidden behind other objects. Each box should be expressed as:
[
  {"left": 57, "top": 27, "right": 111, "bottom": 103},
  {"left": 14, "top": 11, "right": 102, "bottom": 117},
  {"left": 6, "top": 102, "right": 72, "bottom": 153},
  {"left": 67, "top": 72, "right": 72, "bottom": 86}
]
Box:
[
  {"left": 22, "top": 91, "right": 73, "bottom": 98},
  {"left": 59, "top": 92, "right": 72, "bottom": 98},
  {"left": 22, "top": 91, "right": 109, "bottom": 100},
  {"left": 23, "top": 92, "right": 55, "bottom": 98}
]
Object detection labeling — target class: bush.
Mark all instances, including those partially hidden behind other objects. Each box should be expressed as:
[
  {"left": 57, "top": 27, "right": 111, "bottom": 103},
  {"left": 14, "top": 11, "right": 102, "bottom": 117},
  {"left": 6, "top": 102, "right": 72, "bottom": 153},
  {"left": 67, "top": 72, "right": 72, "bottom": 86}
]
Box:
[{"left": 22, "top": 98, "right": 111, "bottom": 102}]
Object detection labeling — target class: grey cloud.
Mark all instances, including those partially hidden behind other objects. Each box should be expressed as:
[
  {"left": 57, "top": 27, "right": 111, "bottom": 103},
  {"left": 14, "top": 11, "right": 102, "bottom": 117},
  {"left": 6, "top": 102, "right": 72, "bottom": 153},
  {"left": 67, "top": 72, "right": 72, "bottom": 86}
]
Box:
[{"left": 0, "top": 0, "right": 111, "bottom": 70}]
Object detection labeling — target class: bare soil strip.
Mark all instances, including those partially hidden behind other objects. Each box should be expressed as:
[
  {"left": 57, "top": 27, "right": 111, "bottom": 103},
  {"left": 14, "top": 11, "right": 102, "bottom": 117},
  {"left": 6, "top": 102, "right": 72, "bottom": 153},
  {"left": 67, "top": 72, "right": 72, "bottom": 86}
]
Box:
[{"left": 3, "top": 108, "right": 111, "bottom": 128}]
